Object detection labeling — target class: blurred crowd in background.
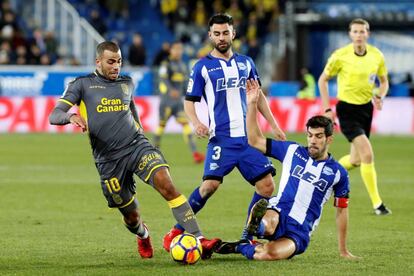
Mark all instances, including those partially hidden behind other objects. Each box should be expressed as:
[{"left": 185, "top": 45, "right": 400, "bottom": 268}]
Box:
[
  {"left": 0, "top": 0, "right": 285, "bottom": 66},
  {"left": 0, "top": 0, "right": 82, "bottom": 65}
]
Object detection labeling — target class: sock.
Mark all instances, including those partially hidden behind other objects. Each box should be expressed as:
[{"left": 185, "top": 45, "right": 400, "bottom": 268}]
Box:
[
  {"left": 360, "top": 162, "right": 382, "bottom": 208},
  {"left": 237, "top": 243, "right": 257, "bottom": 260},
  {"left": 241, "top": 192, "right": 268, "bottom": 240},
  {"left": 338, "top": 154, "right": 357, "bottom": 171},
  {"left": 168, "top": 195, "right": 202, "bottom": 237},
  {"left": 123, "top": 218, "right": 148, "bottom": 238},
  {"left": 153, "top": 126, "right": 165, "bottom": 148},
  {"left": 183, "top": 124, "right": 197, "bottom": 152},
  {"left": 188, "top": 187, "right": 209, "bottom": 213},
  {"left": 174, "top": 187, "right": 208, "bottom": 231}
]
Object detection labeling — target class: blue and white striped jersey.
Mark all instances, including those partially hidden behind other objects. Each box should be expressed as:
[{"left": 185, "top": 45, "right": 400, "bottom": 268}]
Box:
[
  {"left": 266, "top": 139, "right": 350, "bottom": 234},
  {"left": 185, "top": 53, "right": 259, "bottom": 140}
]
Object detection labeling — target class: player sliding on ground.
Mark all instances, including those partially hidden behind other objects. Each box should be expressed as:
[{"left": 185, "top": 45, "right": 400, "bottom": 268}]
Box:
[
  {"left": 49, "top": 41, "right": 221, "bottom": 259},
  {"left": 216, "top": 79, "right": 359, "bottom": 260}
]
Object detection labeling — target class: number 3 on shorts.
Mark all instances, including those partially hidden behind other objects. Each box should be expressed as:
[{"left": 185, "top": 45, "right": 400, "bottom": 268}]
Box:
[{"left": 212, "top": 146, "right": 221, "bottom": 160}]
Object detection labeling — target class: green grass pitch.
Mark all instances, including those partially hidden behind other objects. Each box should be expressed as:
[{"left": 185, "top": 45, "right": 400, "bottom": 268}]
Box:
[{"left": 0, "top": 133, "right": 413, "bottom": 275}]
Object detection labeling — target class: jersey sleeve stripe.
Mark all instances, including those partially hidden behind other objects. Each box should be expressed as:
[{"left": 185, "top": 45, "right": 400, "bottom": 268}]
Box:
[{"left": 58, "top": 99, "right": 74, "bottom": 107}]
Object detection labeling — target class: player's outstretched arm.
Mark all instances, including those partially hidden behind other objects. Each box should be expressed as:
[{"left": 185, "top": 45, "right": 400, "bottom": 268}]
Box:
[
  {"left": 336, "top": 207, "right": 361, "bottom": 260},
  {"left": 257, "top": 89, "right": 286, "bottom": 141},
  {"left": 318, "top": 72, "right": 334, "bottom": 121},
  {"left": 246, "top": 79, "right": 266, "bottom": 153},
  {"left": 49, "top": 102, "right": 87, "bottom": 132},
  {"left": 184, "top": 100, "right": 209, "bottom": 138}
]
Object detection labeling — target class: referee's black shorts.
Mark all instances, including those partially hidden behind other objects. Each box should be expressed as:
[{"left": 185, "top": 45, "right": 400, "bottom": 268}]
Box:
[{"left": 336, "top": 100, "right": 373, "bottom": 142}]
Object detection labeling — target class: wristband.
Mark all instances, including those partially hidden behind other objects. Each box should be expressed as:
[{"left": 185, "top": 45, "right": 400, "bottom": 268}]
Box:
[
  {"left": 324, "top": 108, "right": 332, "bottom": 113},
  {"left": 334, "top": 197, "right": 349, "bottom": 208},
  {"left": 374, "top": 94, "right": 383, "bottom": 100}
]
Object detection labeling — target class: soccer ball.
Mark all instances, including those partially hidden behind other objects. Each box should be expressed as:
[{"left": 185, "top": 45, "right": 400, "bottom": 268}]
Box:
[{"left": 170, "top": 233, "right": 202, "bottom": 264}]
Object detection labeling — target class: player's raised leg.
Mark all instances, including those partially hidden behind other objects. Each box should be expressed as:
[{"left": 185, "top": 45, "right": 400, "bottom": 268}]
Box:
[
  {"left": 153, "top": 168, "right": 221, "bottom": 259},
  {"left": 237, "top": 146, "right": 276, "bottom": 241},
  {"left": 163, "top": 179, "right": 220, "bottom": 253},
  {"left": 240, "top": 174, "right": 274, "bottom": 240},
  {"left": 246, "top": 198, "right": 269, "bottom": 236}
]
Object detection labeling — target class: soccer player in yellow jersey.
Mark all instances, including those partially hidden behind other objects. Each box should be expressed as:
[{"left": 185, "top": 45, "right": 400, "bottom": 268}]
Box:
[{"left": 318, "top": 18, "right": 391, "bottom": 215}]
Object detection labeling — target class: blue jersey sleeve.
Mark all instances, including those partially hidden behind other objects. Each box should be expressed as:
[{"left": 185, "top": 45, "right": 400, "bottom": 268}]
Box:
[
  {"left": 185, "top": 60, "right": 205, "bottom": 102},
  {"left": 333, "top": 165, "right": 350, "bottom": 198},
  {"left": 246, "top": 56, "right": 261, "bottom": 85},
  {"left": 266, "top": 139, "right": 296, "bottom": 162}
]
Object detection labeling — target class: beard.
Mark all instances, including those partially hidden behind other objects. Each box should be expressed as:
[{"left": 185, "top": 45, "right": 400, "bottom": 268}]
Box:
[
  {"left": 214, "top": 41, "right": 232, "bottom": 54},
  {"left": 308, "top": 144, "right": 327, "bottom": 160},
  {"left": 308, "top": 149, "right": 320, "bottom": 160},
  {"left": 102, "top": 68, "right": 119, "bottom": 80}
]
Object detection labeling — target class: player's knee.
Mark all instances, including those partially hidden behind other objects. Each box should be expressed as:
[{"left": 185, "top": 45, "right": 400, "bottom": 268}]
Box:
[
  {"left": 257, "top": 184, "right": 274, "bottom": 197},
  {"left": 153, "top": 169, "right": 180, "bottom": 200},
  {"left": 199, "top": 180, "right": 220, "bottom": 198},
  {"left": 360, "top": 151, "right": 374, "bottom": 163},
  {"left": 265, "top": 214, "right": 278, "bottom": 235},
  {"left": 255, "top": 177, "right": 274, "bottom": 197}
]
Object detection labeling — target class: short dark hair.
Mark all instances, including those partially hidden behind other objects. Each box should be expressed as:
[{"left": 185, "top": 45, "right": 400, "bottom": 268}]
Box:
[
  {"left": 349, "top": 18, "right": 370, "bottom": 31},
  {"left": 96, "top": 41, "right": 120, "bottom": 57},
  {"left": 208, "top": 13, "right": 233, "bottom": 28},
  {"left": 306, "top": 115, "right": 334, "bottom": 137}
]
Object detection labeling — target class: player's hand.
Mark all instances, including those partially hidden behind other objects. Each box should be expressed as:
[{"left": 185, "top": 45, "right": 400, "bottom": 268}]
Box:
[
  {"left": 69, "top": 114, "right": 87, "bottom": 132},
  {"left": 194, "top": 123, "right": 209, "bottom": 138},
  {"left": 340, "top": 250, "right": 361, "bottom": 260},
  {"left": 323, "top": 110, "right": 335, "bottom": 122},
  {"left": 373, "top": 96, "right": 383, "bottom": 111},
  {"left": 272, "top": 127, "right": 286, "bottom": 141},
  {"left": 170, "top": 89, "right": 180, "bottom": 99},
  {"left": 246, "top": 79, "right": 260, "bottom": 106}
]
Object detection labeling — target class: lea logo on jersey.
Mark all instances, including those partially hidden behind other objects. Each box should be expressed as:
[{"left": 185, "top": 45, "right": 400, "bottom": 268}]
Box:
[
  {"left": 216, "top": 76, "right": 246, "bottom": 91},
  {"left": 292, "top": 165, "right": 328, "bottom": 192}
]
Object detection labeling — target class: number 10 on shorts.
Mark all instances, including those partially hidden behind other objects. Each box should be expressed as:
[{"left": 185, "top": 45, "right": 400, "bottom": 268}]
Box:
[{"left": 105, "top": 177, "right": 121, "bottom": 193}]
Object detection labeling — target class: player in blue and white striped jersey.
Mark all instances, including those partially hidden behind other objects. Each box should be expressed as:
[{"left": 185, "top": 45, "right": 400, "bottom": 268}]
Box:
[
  {"left": 163, "top": 14, "right": 286, "bottom": 251},
  {"left": 216, "top": 79, "right": 359, "bottom": 260}
]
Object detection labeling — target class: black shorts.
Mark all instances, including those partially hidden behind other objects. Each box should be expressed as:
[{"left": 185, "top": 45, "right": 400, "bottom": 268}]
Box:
[
  {"left": 336, "top": 100, "right": 373, "bottom": 142},
  {"left": 95, "top": 135, "right": 169, "bottom": 208},
  {"left": 159, "top": 98, "right": 188, "bottom": 124}
]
